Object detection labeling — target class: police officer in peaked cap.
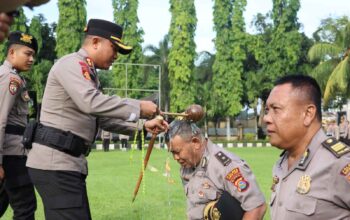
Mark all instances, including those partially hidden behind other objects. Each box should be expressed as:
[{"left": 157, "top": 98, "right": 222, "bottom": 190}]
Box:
[
  {"left": 26, "top": 19, "right": 167, "bottom": 219},
  {"left": 0, "top": 31, "right": 38, "bottom": 220}
]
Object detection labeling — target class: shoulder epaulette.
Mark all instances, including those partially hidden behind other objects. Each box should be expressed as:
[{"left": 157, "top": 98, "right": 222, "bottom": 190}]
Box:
[
  {"left": 322, "top": 137, "right": 350, "bottom": 158},
  {"left": 215, "top": 151, "right": 231, "bottom": 166}
]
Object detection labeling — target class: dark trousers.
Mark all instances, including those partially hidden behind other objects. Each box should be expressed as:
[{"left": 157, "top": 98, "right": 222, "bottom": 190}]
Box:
[
  {"left": 102, "top": 139, "right": 110, "bottom": 151},
  {"left": 28, "top": 168, "right": 91, "bottom": 220},
  {"left": 2, "top": 156, "right": 36, "bottom": 220}
]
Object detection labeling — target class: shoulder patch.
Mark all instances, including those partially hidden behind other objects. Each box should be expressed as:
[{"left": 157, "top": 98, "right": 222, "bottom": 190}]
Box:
[
  {"left": 340, "top": 163, "right": 350, "bottom": 176},
  {"left": 322, "top": 137, "right": 350, "bottom": 158},
  {"left": 9, "top": 77, "right": 21, "bottom": 95},
  {"left": 79, "top": 61, "right": 91, "bottom": 80},
  {"left": 225, "top": 167, "right": 249, "bottom": 192},
  {"left": 215, "top": 151, "right": 231, "bottom": 166}
]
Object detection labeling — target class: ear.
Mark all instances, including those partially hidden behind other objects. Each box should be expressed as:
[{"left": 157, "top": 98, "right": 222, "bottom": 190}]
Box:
[
  {"left": 191, "top": 136, "right": 202, "bottom": 150},
  {"left": 304, "top": 104, "right": 317, "bottom": 126},
  {"left": 92, "top": 37, "right": 100, "bottom": 49}
]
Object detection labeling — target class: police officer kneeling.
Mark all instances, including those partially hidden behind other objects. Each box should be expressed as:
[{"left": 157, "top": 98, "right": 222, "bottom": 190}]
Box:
[
  {"left": 26, "top": 19, "right": 167, "bottom": 219},
  {"left": 167, "top": 120, "right": 266, "bottom": 220},
  {"left": 0, "top": 31, "right": 38, "bottom": 220}
]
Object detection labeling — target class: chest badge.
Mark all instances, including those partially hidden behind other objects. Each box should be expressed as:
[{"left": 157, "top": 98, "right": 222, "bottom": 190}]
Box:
[
  {"left": 21, "top": 90, "right": 31, "bottom": 102},
  {"left": 271, "top": 175, "right": 279, "bottom": 192},
  {"left": 296, "top": 175, "right": 311, "bottom": 194}
]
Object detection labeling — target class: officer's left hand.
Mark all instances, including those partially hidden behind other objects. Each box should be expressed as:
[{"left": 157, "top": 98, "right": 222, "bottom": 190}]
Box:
[
  {"left": 0, "top": 166, "right": 4, "bottom": 180},
  {"left": 144, "top": 118, "right": 169, "bottom": 134}
]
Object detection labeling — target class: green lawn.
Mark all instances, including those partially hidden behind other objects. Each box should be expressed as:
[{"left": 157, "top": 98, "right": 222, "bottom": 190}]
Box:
[{"left": 3, "top": 147, "right": 280, "bottom": 220}]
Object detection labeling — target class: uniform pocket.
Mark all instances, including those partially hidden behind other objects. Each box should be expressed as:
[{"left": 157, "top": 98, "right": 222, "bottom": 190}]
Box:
[{"left": 285, "top": 194, "right": 317, "bottom": 216}]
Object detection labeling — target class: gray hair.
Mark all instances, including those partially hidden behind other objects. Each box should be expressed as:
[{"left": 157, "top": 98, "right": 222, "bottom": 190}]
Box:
[{"left": 166, "top": 120, "right": 203, "bottom": 142}]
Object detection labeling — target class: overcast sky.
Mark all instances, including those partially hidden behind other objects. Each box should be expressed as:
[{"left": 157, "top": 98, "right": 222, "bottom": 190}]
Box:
[{"left": 24, "top": 0, "right": 350, "bottom": 53}]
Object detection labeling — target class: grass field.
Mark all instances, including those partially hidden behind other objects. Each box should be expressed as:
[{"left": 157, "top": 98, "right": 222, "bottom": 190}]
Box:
[{"left": 3, "top": 147, "right": 280, "bottom": 220}]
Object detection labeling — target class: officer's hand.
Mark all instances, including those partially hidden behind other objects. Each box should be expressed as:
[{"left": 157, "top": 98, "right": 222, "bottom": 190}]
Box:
[
  {"left": 144, "top": 118, "right": 169, "bottom": 134},
  {"left": 0, "top": 13, "right": 14, "bottom": 42},
  {"left": 0, "top": 166, "right": 4, "bottom": 180},
  {"left": 140, "top": 101, "right": 158, "bottom": 119}
]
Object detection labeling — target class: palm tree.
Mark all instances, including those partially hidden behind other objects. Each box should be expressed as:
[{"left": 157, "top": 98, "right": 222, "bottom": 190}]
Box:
[
  {"left": 308, "top": 16, "right": 350, "bottom": 106},
  {"left": 143, "top": 35, "right": 171, "bottom": 112}
]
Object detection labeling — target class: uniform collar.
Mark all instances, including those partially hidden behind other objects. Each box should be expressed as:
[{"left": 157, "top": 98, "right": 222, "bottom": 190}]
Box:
[
  {"left": 77, "top": 48, "right": 89, "bottom": 59},
  {"left": 4, "top": 60, "right": 18, "bottom": 74},
  {"left": 280, "top": 128, "right": 327, "bottom": 172}
]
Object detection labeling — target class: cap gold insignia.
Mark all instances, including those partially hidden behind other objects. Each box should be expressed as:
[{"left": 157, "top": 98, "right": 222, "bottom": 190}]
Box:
[
  {"left": 296, "top": 175, "right": 311, "bottom": 194},
  {"left": 212, "top": 207, "right": 221, "bottom": 220},
  {"left": 20, "top": 34, "right": 32, "bottom": 44}
]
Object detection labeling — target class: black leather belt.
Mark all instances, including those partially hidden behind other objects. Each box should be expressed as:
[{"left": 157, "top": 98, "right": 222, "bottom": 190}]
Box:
[
  {"left": 33, "top": 123, "right": 91, "bottom": 157},
  {"left": 5, "top": 124, "right": 25, "bottom": 135}
]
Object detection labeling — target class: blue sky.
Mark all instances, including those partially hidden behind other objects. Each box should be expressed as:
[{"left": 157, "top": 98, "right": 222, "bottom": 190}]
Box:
[{"left": 24, "top": 0, "right": 350, "bottom": 53}]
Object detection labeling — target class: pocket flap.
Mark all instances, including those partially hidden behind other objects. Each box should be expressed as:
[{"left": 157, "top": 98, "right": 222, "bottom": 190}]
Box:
[{"left": 286, "top": 195, "right": 316, "bottom": 216}]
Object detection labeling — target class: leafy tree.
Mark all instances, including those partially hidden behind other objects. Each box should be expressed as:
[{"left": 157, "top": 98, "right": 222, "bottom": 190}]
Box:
[
  {"left": 56, "top": 0, "right": 86, "bottom": 57},
  {"left": 308, "top": 16, "right": 350, "bottom": 106},
  {"left": 211, "top": 0, "right": 247, "bottom": 138},
  {"left": 112, "top": 0, "right": 144, "bottom": 99},
  {"left": 144, "top": 35, "right": 171, "bottom": 111},
  {"left": 168, "top": 0, "right": 197, "bottom": 112}
]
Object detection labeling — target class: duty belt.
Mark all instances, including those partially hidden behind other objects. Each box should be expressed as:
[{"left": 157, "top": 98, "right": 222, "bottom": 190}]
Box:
[
  {"left": 33, "top": 123, "right": 91, "bottom": 157},
  {"left": 5, "top": 124, "right": 25, "bottom": 135}
]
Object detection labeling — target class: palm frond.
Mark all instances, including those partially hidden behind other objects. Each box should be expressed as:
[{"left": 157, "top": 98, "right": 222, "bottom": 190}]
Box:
[
  {"left": 308, "top": 43, "right": 343, "bottom": 62},
  {"left": 309, "top": 59, "right": 339, "bottom": 91},
  {"left": 323, "top": 56, "right": 350, "bottom": 104}
]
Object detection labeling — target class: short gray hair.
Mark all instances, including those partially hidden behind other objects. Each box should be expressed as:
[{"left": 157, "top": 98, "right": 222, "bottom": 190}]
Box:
[{"left": 166, "top": 120, "right": 203, "bottom": 142}]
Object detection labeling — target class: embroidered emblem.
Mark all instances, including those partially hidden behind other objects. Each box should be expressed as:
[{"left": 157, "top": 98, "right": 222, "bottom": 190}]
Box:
[
  {"left": 20, "top": 33, "right": 33, "bottom": 44},
  {"left": 215, "top": 151, "right": 231, "bottom": 166},
  {"left": 9, "top": 77, "right": 21, "bottom": 95},
  {"left": 21, "top": 90, "right": 31, "bottom": 101},
  {"left": 341, "top": 163, "right": 350, "bottom": 176},
  {"left": 271, "top": 175, "right": 279, "bottom": 192},
  {"left": 86, "top": 57, "right": 94, "bottom": 68},
  {"left": 79, "top": 61, "right": 91, "bottom": 81},
  {"left": 296, "top": 175, "right": 311, "bottom": 194},
  {"left": 203, "top": 182, "right": 210, "bottom": 189},
  {"left": 225, "top": 167, "right": 249, "bottom": 192},
  {"left": 198, "top": 191, "right": 204, "bottom": 198}
]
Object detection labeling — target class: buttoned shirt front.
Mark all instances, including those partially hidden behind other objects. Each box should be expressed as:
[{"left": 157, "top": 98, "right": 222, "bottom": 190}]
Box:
[
  {"left": 270, "top": 129, "right": 350, "bottom": 220},
  {"left": 181, "top": 140, "right": 265, "bottom": 220}
]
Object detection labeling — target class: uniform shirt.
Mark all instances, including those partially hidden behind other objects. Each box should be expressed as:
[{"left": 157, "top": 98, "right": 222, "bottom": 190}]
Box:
[
  {"left": 270, "top": 129, "right": 350, "bottom": 220},
  {"left": 0, "top": 60, "right": 29, "bottom": 164},
  {"left": 27, "top": 48, "right": 141, "bottom": 175},
  {"left": 181, "top": 140, "right": 265, "bottom": 220}
]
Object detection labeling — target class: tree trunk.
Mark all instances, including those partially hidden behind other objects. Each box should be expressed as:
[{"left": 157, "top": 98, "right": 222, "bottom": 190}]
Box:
[{"left": 226, "top": 116, "right": 231, "bottom": 141}]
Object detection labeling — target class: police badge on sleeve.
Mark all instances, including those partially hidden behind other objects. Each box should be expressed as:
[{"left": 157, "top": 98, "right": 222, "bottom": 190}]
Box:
[{"left": 9, "top": 77, "right": 21, "bottom": 95}]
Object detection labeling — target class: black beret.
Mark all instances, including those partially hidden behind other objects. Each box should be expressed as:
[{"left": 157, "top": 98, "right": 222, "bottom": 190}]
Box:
[
  {"left": 7, "top": 31, "right": 38, "bottom": 53},
  {"left": 84, "top": 19, "right": 132, "bottom": 55}
]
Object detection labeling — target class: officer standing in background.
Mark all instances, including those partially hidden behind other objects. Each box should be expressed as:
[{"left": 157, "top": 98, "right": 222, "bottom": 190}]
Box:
[
  {"left": 166, "top": 120, "right": 266, "bottom": 220},
  {"left": 26, "top": 19, "right": 167, "bottom": 219},
  {"left": 0, "top": 31, "right": 38, "bottom": 219},
  {"left": 101, "top": 129, "right": 111, "bottom": 152},
  {"left": 264, "top": 75, "right": 350, "bottom": 219}
]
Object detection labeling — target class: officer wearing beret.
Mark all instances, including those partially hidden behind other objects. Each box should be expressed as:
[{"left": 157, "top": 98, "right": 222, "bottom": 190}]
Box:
[
  {"left": 264, "top": 75, "right": 350, "bottom": 219},
  {"left": 166, "top": 120, "right": 266, "bottom": 220},
  {"left": 0, "top": 31, "right": 38, "bottom": 219},
  {"left": 0, "top": 0, "right": 50, "bottom": 42},
  {"left": 26, "top": 19, "right": 167, "bottom": 219}
]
